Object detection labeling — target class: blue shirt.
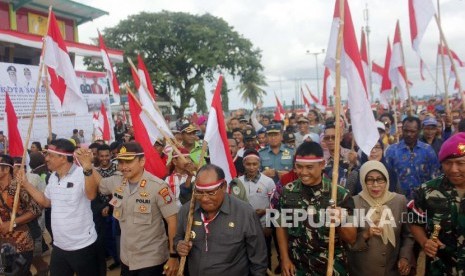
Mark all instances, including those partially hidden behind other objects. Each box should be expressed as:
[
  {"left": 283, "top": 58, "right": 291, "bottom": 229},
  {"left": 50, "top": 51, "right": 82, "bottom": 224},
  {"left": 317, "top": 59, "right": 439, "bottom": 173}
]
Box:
[{"left": 385, "top": 140, "right": 440, "bottom": 199}]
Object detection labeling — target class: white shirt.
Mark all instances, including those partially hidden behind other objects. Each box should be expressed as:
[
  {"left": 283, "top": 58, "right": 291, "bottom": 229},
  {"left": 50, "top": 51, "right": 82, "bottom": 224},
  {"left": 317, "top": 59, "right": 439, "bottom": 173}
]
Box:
[
  {"left": 45, "top": 165, "right": 97, "bottom": 251},
  {"left": 239, "top": 173, "right": 275, "bottom": 227},
  {"left": 165, "top": 173, "right": 195, "bottom": 207}
]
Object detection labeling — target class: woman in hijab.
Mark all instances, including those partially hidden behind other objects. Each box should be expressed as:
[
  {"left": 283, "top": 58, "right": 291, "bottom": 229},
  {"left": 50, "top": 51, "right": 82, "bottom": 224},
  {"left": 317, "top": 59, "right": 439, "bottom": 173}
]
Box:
[
  {"left": 348, "top": 160, "right": 414, "bottom": 276},
  {"left": 345, "top": 139, "right": 398, "bottom": 195}
]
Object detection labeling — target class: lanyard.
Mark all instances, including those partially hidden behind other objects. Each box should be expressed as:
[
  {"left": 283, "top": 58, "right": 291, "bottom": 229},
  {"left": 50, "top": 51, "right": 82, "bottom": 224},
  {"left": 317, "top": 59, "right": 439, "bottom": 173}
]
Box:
[
  {"left": 200, "top": 211, "right": 220, "bottom": 252},
  {"left": 168, "top": 174, "right": 177, "bottom": 195}
]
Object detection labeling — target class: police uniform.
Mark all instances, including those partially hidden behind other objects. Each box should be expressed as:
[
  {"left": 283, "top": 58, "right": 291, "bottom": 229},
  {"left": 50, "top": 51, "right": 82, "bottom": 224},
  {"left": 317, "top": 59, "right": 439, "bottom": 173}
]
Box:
[
  {"left": 277, "top": 176, "right": 354, "bottom": 275},
  {"left": 99, "top": 170, "right": 178, "bottom": 270},
  {"left": 259, "top": 125, "right": 295, "bottom": 180}
]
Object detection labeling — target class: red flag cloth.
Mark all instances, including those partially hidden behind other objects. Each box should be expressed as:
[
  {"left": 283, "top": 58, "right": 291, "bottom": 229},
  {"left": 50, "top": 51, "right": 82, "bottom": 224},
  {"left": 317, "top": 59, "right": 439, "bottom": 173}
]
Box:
[
  {"left": 409, "top": 0, "right": 435, "bottom": 52},
  {"left": 322, "top": 67, "right": 332, "bottom": 107},
  {"left": 380, "top": 38, "right": 392, "bottom": 108},
  {"left": 137, "top": 54, "right": 156, "bottom": 100},
  {"left": 98, "top": 31, "right": 120, "bottom": 104},
  {"left": 100, "top": 102, "right": 111, "bottom": 141},
  {"left": 274, "top": 95, "right": 285, "bottom": 120},
  {"left": 371, "top": 61, "right": 384, "bottom": 85},
  {"left": 389, "top": 21, "right": 409, "bottom": 103},
  {"left": 4, "top": 93, "right": 24, "bottom": 157},
  {"left": 43, "top": 11, "right": 87, "bottom": 114},
  {"left": 301, "top": 88, "right": 311, "bottom": 111},
  {"left": 305, "top": 84, "right": 320, "bottom": 104},
  {"left": 324, "top": 0, "right": 378, "bottom": 155},
  {"left": 127, "top": 92, "right": 167, "bottom": 178},
  {"left": 204, "top": 76, "right": 237, "bottom": 182},
  {"left": 438, "top": 45, "right": 465, "bottom": 67}
]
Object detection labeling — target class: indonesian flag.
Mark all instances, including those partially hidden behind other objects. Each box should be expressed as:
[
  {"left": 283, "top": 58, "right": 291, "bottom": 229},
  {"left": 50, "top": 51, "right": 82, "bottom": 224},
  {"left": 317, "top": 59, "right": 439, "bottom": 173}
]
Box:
[
  {"left": 438, "top": 45, "right": 465, "bottom": 67},
  {"left": 274, "top": 94, "right": 285, "bottom": 121},
  {"left": 137, "top": 54, "right": 156, "bottom": 100},
  {"left": 380, "top": 38, "right": 392, "bottom": 108},
  {"left": 127, "top": 92, "right": 167, "bottom": 178},
  {"left": 409, "top": 0, "right": 435, "bottom": 52},
  {"left": 130, "top": 64, "right": 173, "bottom": 144},
  {"left": 99, "top": 102, "right": 111, "bottom": 141},
  {"left": 304, "top": 84, "right": 326, "bottom": 111},
  {"left": 302, "top": 88, "right": 312, "bottom": 113},
  {"left": 204, "top": 76, "right": 237, "bottom": 183},
  {"left": 389, "top": 21, "right": 409, "bottom": 103},
  {"left": 98, "top": 31, "right": 120, "bottom": 104},
  {"left": 371, "top": 61, "right": 384, "bottom": 85},
  {"left": 322, "top": 67, "right": 332, "bottom": 107},
  {"left": 324, "top": 0, "right": 378, "bottom": 155},
  {"left": 4, "top": 92, "right": 23, "bottom": 157},
  {"left": 360, "top": 28, "right": 370, "bottom": 101},
  {"left": 43, "top": 11, "right": 87, "bottom": 114}
]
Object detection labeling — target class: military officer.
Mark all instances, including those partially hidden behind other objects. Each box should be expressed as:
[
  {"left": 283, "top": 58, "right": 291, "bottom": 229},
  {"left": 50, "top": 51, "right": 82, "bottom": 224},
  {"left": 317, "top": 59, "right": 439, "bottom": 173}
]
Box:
[
  {"left": 259, "top": 124, "right": 295, "bottom": 183},
  {"left": 408, "top": 132, "right": 465, "bottom": 275},
  {"left": 76, "top": 142, "right": 179, "bottom": 276},
  {"left": 274, "top": 141, "right": 356, "bottom": 276}
]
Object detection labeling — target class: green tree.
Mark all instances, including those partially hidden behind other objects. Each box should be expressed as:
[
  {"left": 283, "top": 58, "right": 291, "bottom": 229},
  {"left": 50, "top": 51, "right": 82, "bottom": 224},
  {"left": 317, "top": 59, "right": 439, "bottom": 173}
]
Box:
[
  {"left": 194, "top": 80, "right": 207, "bottom": 113},
  {"left": 239, "top": 70, "right": 267, "bottom": 106},
  {"left": 221, "top": 78, "right": 229, "bottom": 113},
  {"left": 85, "top": 11, "right": 265, "bottom": 117}
]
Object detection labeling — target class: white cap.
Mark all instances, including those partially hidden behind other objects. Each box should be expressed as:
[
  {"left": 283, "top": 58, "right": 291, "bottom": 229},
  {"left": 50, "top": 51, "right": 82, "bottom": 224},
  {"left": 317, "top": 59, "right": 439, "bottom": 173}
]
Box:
[
  {"left": 303, "top": 133, "right": 320, "bottom": 144},
  {"left": 375, "top": 121, "right": 386, "bottom": 131}
]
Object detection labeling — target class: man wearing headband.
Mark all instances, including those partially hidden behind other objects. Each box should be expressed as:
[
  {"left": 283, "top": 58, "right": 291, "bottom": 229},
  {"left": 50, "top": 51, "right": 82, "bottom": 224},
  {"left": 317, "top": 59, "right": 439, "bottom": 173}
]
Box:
[
  {"left": 238, "top": 149, "right": 276, "bottom": 270},
  {"left": 21, "top": 139, "right": 100, "bottom": 275},
  {"left": 76, "top": 141, "right": 179, "bottom": 276},
  {"left": 275, "top": 141, "right": 356, "bottom": 276},
  {"left": 408, "top": 132, "right": 465, "bottom": 275},
  {"left": 0, "top": 154, "right": 42, "bottom": 274},
  {"left": 175, "top": 164, "right": 267, "bottom": 275}
]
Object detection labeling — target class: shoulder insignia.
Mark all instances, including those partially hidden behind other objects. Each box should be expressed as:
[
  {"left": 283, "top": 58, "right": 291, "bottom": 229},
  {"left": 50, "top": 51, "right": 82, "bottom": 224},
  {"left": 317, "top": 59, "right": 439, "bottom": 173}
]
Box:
[
  {"left": 158, "top": 187, "right": 173, "bottom": 204},
  {"left": 232, "top": 186, "right": 241, "bottom": 195},
  {"left": 140, "top": 179, "right": 147, "bottom": 188}
]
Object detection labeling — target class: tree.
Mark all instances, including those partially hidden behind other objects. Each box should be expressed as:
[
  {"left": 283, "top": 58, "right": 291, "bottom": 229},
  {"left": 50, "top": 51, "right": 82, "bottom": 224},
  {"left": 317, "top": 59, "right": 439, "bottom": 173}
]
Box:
[
  {"left": 239, "top": 70, "right": 267, "bottom": 106},
  {"left": 85, "top": 11, "right": 265, "bottom": 117},
  {"left": 221, "top": 78, "right": 229, "bottom": 113}
]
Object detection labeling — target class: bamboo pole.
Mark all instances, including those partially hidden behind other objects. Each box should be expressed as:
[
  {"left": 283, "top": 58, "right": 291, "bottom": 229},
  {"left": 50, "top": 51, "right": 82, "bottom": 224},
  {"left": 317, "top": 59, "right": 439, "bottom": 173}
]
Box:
[
  {"left": 396, "top": 20, "right": 414, "bottom": 116},
  {"left": 434, "top": 14, "right": 465, "bottom": 111},
  {"left": 392, "top": 89, "right": 400, "bottom": 143},
  {"left": 125, "top": 84, "right": 187, "bottom": 163},
  {"left": 437, "top": 0, "right": 450, "bottom": 113},
  {"left": 326, "top": 0, "right": 344, "bottom": 275},
  {"left": 177, "top": 192, "right": 196, "bottom": 276},
  {"left": 10, "top": 6, "right": 52, "bottom": 232}
]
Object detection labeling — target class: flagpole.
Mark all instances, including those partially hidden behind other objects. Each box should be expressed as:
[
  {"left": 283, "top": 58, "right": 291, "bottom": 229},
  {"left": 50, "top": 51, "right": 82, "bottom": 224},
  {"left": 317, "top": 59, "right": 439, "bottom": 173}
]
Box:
[
  {"left": 125, "top": 84, "right": 187, "bottom": 162},
  {"left": 326, "top": 0, "right": 344, "bottom": 275},
  {"left": 434, "top": 14, "right": 465, "bottom": 111},
  {"left": 177, "top": 191, "right": 196, "bottom": 276},
  {"left": 44, "top": 66, "right": 53, "bottom": 142},
  {"left": 396, "top": 20, "right": 414, "bottom": 117},
  {"left": 436, "top": 1, "right": 450, "bottom": 113},
  {"left": 10, "top": 6, "right": 52, "bottom": 232},
  {"left": 392, "top": 88, "right": 399, "bottom": 143}
]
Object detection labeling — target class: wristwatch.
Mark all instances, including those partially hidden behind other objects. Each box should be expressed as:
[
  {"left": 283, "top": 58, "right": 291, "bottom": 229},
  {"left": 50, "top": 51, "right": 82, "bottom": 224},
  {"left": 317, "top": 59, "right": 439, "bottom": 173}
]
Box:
[
  {"left": 169, "top": 253, "right": 179, "bottom": 258},
  {"left": 83, "top": 168, "right": 93, "bottom": 176}
]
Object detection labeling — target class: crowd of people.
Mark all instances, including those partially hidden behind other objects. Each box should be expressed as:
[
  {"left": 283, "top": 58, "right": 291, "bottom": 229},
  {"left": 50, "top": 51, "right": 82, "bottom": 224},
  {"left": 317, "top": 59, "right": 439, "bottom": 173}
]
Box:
[{"left": 0, "top": 102, "right": 464, "bottom": 276}]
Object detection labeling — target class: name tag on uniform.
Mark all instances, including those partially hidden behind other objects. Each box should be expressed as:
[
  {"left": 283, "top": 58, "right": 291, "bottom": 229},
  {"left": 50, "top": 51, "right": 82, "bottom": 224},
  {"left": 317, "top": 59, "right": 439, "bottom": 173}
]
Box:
[{"left": 67, "top": 182, "right": 74, "bottom": 188}]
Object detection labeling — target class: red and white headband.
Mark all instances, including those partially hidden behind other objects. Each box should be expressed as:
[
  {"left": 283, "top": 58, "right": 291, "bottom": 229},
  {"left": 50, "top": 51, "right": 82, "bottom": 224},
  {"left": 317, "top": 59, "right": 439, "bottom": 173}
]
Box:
[
  {"left": 243, "top": 153, "right": 260, "bottom": 160},
  {"left": 195, "top": 178, "right": 225, "bottom": 191},
  {"left": 0, "top": 163, "right": 13, "bottom": 168},
  {"left": 295, "top": 156, "right": 324, "bottom": 163},
  {"left": 173, "top": 152, "right": 190, "bottom": 158},
  {"left": 46, "top": 146, "right": 74, "bottom": 157}
]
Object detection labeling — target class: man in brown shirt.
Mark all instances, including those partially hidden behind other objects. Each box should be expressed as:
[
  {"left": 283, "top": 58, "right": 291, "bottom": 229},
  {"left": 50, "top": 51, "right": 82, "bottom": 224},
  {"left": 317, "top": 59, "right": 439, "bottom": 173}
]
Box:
[{"left": 77, "top": 142, "right": 179, "bottom": 276}]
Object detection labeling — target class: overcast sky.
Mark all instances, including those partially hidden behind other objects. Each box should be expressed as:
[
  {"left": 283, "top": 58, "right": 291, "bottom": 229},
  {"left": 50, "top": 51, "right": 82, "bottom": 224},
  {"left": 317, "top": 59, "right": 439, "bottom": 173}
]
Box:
[{"left": 76, "top": 0, "right": 465, "bottom": 112}]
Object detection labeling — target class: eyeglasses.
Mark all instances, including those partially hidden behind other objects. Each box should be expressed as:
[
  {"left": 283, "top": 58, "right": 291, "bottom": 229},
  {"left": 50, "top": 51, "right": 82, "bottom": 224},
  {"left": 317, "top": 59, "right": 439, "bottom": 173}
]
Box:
[
  {"left": 372, "top": 145, "right": 383, "bottom": 151},
  {"left": 193, "top": 184, "right": 224, "bottom": 197},
  {"left": 323, "top": 135, "right": 336, "bottom": 141},
  {"left": 365, "top": 177, "right": 386, "bottom": 186}
]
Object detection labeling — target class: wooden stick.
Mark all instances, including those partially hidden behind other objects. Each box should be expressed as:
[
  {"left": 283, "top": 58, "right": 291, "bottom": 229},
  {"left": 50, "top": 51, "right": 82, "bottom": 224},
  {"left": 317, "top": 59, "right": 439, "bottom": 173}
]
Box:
[
  {"left": 197, "top": 141, "right": 208, "bottom": 170},
  {"left": 326, "top": 0, "right": 344, "bottom": 275},
  {"left": 396, "top": 20, "right": 414, "bottom": 117},
  {"left": 177, "top": 192, "right": 196, "bottom": 276},
  {"left": 436, "top": 0, "right": 450, "bottom": 114},
  {"left": 10, "top": 6, "right": 52, "bottom": 232},
  {"left": 434, "top": 14, "right": 465, "bottom": 111},
  {"left": 44, "top": 66, "right": 53, "bottom": 142},
  {"left": 392, "top": 89, "right": 400, "bottom": 144},
  {"left": 125, "top": 84, "right": 188, "bottom": 164}
]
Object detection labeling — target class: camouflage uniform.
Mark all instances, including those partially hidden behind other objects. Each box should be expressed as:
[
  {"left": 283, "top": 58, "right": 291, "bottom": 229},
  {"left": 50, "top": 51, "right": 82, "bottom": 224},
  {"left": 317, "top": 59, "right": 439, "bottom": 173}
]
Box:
[
  {"left": 278, "top": 176, "right": 354, "bottom": 275},
  {"left": 408, "top": 175, "right": 465, "bottom": 276}
]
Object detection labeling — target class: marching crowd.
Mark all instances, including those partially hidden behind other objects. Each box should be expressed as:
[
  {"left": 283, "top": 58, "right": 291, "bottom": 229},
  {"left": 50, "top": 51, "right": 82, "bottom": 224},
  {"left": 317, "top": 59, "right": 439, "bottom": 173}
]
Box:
[{"left": 0, "top": 102, "right": 465, "bottom": 276}]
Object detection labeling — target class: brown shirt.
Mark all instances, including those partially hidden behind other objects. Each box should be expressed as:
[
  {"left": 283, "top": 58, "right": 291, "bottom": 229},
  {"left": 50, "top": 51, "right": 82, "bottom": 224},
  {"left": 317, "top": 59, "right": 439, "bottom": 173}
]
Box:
[{"left": 100, "top": 170, "right": 178, "bottom": 270}]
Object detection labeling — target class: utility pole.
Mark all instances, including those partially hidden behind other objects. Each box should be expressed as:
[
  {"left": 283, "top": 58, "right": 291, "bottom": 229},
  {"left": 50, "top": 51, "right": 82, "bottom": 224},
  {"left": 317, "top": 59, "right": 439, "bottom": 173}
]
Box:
[
  {"left": 363, "top": 2, "right": 373, "bottom": 102},
  {"left": 306, "top": 49, "right": 325, "bottom": 100}
]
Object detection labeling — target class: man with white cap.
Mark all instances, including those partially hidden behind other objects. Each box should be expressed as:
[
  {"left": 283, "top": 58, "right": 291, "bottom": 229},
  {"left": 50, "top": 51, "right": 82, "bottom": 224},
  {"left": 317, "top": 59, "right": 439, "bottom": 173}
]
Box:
[
  {"left": 420, "top": 117, "right": 443, "bottom": 156},
  {"left": 175, "top": 164, "right": 267, "bottom": 275}
]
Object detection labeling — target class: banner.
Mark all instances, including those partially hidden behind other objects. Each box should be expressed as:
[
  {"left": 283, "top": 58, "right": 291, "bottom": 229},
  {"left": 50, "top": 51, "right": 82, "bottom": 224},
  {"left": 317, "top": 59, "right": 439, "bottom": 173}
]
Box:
[{"left": 0, "top": 62, "right": 113, "bottom": 146}]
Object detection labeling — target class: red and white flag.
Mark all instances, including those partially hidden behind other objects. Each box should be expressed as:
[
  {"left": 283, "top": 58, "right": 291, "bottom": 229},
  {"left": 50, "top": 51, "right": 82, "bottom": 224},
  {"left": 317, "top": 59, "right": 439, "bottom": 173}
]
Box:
[
  {"left": 360, "top": 28, "right": 371, "bottom": 101},
  {"left": 274, "top": 94, "right": 285, "bottom": 121},
  {"left": 43, "top": 11, "right": 87, "bottom": 114},
  {"left": 98, "top": 31, "right": 120, "bottom": 104},
  {"left": 438, "top": 45, "right": 465, "bottom": 67},
  {"left": 389, "top": 21, "right": 409, "bottom": 103},
  {"left": 127, "top": 92, "right": 167, "bottom": 178},
  {"left": 301, "top": 88, "right": 311, "bottom": 113},
  {"left": 99, "top": 102, "right": 111, "bottom": 141},
  {"left": 322, "top": 67, "right": 332, "bottom": 107},
  {"left": 138, "top": 54, "right": 156, "bottom": 100},
  {"left": 4, "top": 93, "right": 23, "bottom": 157},
  {"left": 204, "top": 76, "right": 237, "bottom": 182},
  {"left": 380, "top": 38, "right": 392, "bottom": 108},
  {"left": 304, "top": 84, "right": 326, "bottom": 111},
  {"left": 409, "top": 0, "right": 435, "bottom": 52},
  {"left": 324, "top": 0, "right": 378, "bottom": 155},
  {"left": 371, "top": 61, "right": 384, "bottom": 85},
  {"left": 130, "top": 64, "right": 172, "bottom": 144}
]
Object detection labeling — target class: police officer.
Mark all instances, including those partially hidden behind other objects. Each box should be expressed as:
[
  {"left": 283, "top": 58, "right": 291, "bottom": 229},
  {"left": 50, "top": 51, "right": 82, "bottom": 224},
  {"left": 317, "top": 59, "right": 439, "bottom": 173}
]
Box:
[
  {"left": 259, "top": 124, "right": 295, "bottom": 183},
  {"left": 77, "top": 142, "right": 179, "bottom": 276}
]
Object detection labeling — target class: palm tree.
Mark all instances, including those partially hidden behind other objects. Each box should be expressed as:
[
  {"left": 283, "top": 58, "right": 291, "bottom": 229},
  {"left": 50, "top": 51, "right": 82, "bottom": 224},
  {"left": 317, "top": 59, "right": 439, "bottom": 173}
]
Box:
[{"left": 238, "top": 71, "right": 267, "bottom": 106}]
